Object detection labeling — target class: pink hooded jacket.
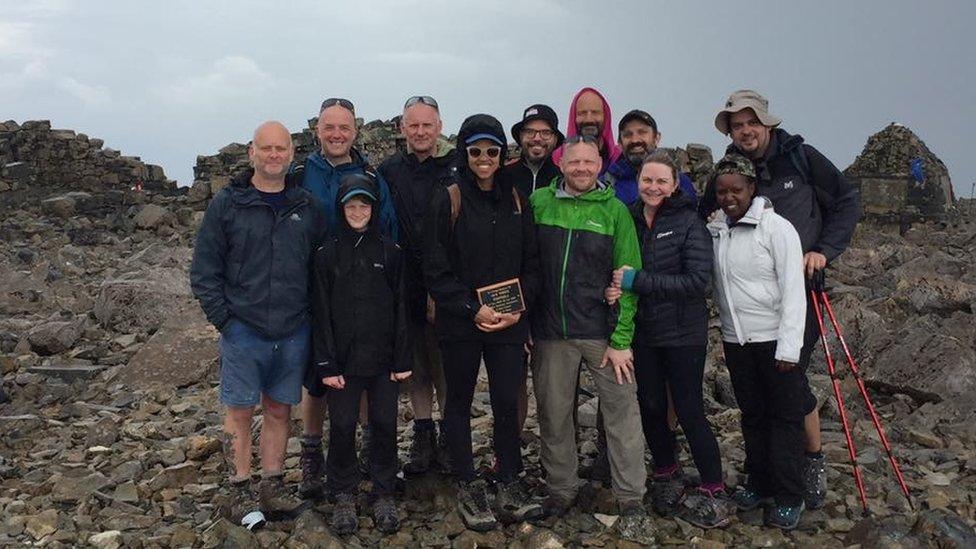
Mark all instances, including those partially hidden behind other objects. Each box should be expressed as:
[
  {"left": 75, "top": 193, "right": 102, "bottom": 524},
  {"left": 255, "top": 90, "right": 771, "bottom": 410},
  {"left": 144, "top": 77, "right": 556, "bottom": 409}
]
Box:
[{"left": 551, "top": 87, "right": 622, "bottom": 175}]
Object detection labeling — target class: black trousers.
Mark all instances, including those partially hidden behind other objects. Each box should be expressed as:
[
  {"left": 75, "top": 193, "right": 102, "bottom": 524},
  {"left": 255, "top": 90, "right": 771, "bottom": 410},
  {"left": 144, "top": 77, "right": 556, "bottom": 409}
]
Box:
[
  {"left": 797, "top": 286, "right": 823, "bottom": 414},
  {"left": 724, "top": 341, "right": 807, "bottom": 506},
  {"left": 441, "top": 341, "right": 524, "bottom": 483},
  {"left": 634, "top": 344, "right": 723, "bottom": 485},
  {"left": 325, "top": 373, "right": 399, "bottom": 496}
]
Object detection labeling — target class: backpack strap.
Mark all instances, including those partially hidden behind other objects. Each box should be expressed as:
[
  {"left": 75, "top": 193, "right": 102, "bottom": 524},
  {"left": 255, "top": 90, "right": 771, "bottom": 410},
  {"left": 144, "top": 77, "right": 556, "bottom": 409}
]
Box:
[
  {"left": 788, "top": 145, "right": 812, "bottom": 184},
  {"left": 447, "top": 183, "right": 461, "bottom": 229}
]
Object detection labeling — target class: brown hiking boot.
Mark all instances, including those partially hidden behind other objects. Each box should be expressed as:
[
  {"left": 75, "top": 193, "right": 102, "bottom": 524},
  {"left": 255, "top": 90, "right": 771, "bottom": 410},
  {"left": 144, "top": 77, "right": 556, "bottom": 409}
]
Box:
[
  {"left": 258, "top": 474, "right": 303, "bottom": 515},
  {"left": 298, "top": 439, "right": 325, "bottom": 499}
]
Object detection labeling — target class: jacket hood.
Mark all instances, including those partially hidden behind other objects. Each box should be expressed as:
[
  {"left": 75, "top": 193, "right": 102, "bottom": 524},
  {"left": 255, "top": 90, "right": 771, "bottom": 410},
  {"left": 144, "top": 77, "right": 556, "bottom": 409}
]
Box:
[
  {"left": 454, "top": 113, "right": 508, "bottom": 183},
  {"left": 335, "top": 173, "right": 381, "bottom": 233},
  {"left": 708, "top": 195, "right": 774, "bottom": 230},
  {"left": 551, "top": 87, "right": 622, "bottom": 167}
]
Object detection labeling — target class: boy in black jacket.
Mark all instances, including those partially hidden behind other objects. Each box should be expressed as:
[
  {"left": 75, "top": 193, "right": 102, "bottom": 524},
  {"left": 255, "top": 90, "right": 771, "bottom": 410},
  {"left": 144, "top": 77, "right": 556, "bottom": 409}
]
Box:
[{"left": 310, "top": 173, "right": 411, "bottom": 536}]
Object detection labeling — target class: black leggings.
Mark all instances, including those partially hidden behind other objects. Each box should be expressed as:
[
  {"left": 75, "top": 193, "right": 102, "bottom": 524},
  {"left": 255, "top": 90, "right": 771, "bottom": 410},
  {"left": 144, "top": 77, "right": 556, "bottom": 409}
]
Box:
[
  {"left": 441, "top": 341, "right": 525, "bottom": 483},
  {"left": 325, "top": 373, "right": 399, "bottom": 495},
  {"left": 724, "top": 341, "right": 807, "bottom": 506},
  {"left": 634, "top": 344, "right": 723, "bottom": 485}
]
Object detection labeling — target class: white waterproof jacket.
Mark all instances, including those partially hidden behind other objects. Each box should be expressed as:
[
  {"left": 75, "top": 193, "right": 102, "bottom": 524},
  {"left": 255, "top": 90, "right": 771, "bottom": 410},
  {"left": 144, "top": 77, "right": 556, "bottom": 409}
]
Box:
[{"left": 707, "top": 197, "right": 806, "bottom": 363}]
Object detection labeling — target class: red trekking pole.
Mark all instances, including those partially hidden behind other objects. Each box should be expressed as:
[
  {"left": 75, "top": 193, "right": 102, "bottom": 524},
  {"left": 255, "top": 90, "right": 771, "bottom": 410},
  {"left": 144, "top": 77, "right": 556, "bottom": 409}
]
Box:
[{"left": 811, "top": 270, "right": 914, "bottom": 514}]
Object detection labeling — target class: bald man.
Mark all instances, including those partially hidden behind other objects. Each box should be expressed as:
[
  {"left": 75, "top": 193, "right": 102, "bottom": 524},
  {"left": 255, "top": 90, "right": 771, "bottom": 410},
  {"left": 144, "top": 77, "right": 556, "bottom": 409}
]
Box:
[{"left": 191, "top": 121, "right": 327, "bottom": 527}]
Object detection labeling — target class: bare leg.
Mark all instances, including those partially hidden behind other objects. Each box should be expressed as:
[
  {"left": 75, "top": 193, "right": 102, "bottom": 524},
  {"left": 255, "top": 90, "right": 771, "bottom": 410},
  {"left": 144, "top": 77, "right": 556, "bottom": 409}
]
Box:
[
  {"left": 301, "top": 390, "right": 327, "bottom": 437},
  {"left": 224, "top": 405, "right": 255, "bottom": 479},
  {"left": 804, "top": 407, "right": 822, "bottom": 453},
  {"left": 259, "top": 395, "right": 292, "bottom": 473}
]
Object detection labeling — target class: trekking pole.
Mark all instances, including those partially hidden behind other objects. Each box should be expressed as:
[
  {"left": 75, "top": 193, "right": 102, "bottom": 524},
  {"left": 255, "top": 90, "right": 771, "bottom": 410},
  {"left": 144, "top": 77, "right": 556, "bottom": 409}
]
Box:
[
  {"left": 818, "top": 289, "right": 915, "bottom": 511},
  {"left": 810, "top": 273, "right": 870, "bottom": 514}
]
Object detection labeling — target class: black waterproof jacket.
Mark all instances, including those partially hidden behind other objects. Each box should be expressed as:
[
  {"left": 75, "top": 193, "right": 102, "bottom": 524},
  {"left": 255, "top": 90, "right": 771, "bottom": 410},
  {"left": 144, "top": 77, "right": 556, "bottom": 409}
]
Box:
[
  {"left": 698, "top": 128, "right": 860, "bottom": 262},
  {"left": 379, "top": 149, "right": 457, "bottom": 323},
  {"left": 628, "top": 192, "right": 712, "bottom": 348},
  {"left": 310, "top": 177, "right": 409, "bottom": 379},
  {"left": 190, "top": 167, "right": 326, "bottom": 338},
  {"left": 423, "top": 175, "right": 541, "bottom": 344},
  {"left": 500, "top": 155, "right": 561, "bottom": 198}
]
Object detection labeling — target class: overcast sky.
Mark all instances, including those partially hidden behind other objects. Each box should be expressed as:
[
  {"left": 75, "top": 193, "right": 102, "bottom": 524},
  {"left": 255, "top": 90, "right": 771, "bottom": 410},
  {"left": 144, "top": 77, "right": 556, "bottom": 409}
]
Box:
[{"left": 2, "top": 1, "right": 973, "bottom": 196}]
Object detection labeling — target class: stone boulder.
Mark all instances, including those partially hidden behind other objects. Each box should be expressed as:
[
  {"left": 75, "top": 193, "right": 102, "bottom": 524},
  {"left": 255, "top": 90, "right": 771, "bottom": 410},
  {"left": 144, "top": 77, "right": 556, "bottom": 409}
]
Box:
[{"left": 27, "top": 318, "right": 85, "bottom": 355}]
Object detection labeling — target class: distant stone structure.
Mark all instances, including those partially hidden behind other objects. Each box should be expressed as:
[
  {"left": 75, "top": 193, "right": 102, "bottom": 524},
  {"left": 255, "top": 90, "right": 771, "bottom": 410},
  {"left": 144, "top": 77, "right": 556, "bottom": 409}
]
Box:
[
  {"left": 0, "top": 120, "right": 174, "bottom": 194},
  {"left": 845, "top": 123, "right": 954, "bottom": 221}
]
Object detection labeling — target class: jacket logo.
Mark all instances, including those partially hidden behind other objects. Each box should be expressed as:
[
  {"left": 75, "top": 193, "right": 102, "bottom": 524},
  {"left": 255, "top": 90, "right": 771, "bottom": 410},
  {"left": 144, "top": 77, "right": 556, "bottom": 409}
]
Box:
[
  {"left": 656, "top": 230, "right": 674, "bottom": 239},
  {"left": 585, "top": 219, "right": 604, "bottom": 229},
  {"left": 373, "top": 263, "right": 384, "bottom": 269},
  {"left": 290, "top": 213, "right": 301, "bottom": 221},
  {"left": 783, "top": 179, "right": 795, "bottom": 190}
]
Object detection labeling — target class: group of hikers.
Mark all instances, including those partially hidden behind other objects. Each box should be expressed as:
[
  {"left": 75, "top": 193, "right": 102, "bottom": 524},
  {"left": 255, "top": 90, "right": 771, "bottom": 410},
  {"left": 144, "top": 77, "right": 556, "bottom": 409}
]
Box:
[{"left": 189, "top": 86, "right": 861, "bottom": 536}]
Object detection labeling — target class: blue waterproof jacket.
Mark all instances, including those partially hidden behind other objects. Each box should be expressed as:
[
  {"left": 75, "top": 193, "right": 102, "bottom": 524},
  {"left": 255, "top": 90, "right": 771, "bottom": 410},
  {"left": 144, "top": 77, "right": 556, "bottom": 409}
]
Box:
[
  {"left": 300, "top": 148, "right": 399, "bottom": 241},
  {"left": 605, "top": 155, "right": 698, "bottom": 207}
]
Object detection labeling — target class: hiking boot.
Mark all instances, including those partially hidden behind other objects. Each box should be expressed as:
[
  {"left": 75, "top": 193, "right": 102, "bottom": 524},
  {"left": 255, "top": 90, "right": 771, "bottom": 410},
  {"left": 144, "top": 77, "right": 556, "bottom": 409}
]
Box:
[
  {"left": 403, "top": 427, "right": 437, "bottom": 475},
  {"left": 678, "top": 487, "right": 735, "bottom": 529},
  {"left": 731, "top": 486, "right": 772, "bottom": 512},
  {"left": 803, "top": 452, "right": 827, "bottom": 509},
  {"left": 495, "top": 480, "right": 544, "bottom": 523},
  {"left": 456, "top": 479, "right": 498, "bottom": 532},
  {"left": 649, "top": 469, "right": 686, "bottom": 517},
  {"left": 298, "top": 439, "right": 325, "bottom": 499},
  {"left": 541, "top": 492, "right": 574, "bottom": 518},
  {"left": 220, "top": 478, "right": 265, "bottom": 530},
  {"left": 331, "top": 492, "right": 358, "bottom": 536},
  {"left": 257, "top": 474, "right": 303, "bottom": 515},
  {"left": 372, "top": 495, "right": 399, "bottom": 535},
  {"left": 358, "top": 426, "right": 372, "bottom": 477},
  {"left": 618, "top": 499, "right": 647, "bottom": 517},
  {"left": 765, "top": 500, "right": 805, "bottom": 530}
]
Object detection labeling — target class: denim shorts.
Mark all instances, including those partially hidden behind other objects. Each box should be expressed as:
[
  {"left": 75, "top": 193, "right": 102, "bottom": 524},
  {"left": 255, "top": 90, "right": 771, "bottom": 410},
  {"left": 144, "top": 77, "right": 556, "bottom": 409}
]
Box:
[{"left": 219, "top": 319, "right": 309, "bottom": 407}]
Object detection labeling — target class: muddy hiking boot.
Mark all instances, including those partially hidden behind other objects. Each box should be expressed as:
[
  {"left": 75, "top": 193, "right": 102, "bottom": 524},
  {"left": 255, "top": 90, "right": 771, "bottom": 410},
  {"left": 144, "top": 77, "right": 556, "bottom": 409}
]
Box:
[
  {"left": 541, "top": 492, "right": 574, "bottom": 518},
  {"left": 649, "top": 468, "right": 686, "bottom": 517},
  {"left": 220, "top": 478, "right": 265, "bottom": 530},
  {"left": 804, "top": 452, "right": 828, "bottom": 509},
  {"left": 456, "top": 478, "right": 498, "bottom": 532},
  {"left": 258, "top": 474, "right": 303, "bottom": 516},
  {"left": 679, "top": 487, "right": 735, "bottom": 529},
  {"left": 495, "top": 480, "right": 544, "bottom": 523},
  {"left": 298, "top": 438, "right": 326, "bottom": 499},
  {"left": 331, "top": 492, "right": 358, "bottom": 536},
  {"left": 371, "top": 495, "right": 399, "bottom": 534},
  {"left": 403, "top": 426, "right": 437, "bottom": 475}
]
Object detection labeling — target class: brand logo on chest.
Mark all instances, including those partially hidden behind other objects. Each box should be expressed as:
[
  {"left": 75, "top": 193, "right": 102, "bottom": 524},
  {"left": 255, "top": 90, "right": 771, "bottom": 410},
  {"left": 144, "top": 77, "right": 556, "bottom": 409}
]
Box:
[{"left": 656, "top": 230, "right": 674, "bottom": 239}]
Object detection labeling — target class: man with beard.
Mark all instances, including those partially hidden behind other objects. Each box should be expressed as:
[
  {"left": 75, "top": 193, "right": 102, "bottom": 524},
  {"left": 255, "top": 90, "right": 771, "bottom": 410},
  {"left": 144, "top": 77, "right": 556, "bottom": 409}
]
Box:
[
  {"left": 378, "top": 95, "right": 456, "bottom": 475},
  {"left": 606, "top": 109, "right": 698, "bottom": 206},
  {"left": 700, "top": 89, "right": 860, "bottom": 512},
  {"left": 503, "top": 104, "right": 564, "bottom": 196},
  {"left": 551, "top": 87, "right": 621, "bottom": 177}
]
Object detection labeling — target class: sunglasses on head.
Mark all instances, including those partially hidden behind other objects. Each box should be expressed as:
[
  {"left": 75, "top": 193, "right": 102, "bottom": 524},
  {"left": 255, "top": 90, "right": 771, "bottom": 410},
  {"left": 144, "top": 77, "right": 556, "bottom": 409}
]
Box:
[
  {"left": 404, "top": 95, "right": 439, "bottom": 110},
  {"left": 320, "top": 97, "right": 355, "bottom": 114},
  {"left": 466, "top": 145, "right": 501, "bottom": 159}
]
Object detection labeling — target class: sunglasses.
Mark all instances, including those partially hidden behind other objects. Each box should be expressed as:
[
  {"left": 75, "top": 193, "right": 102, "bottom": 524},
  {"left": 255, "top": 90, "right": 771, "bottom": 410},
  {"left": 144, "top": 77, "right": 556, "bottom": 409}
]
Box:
[
  {"left": 466, "top": 146, "right": 501, "bottom": 159},
  {"left": 404, "top": 95, "right": 439, "bottom": 110},
  {"left": 320, "top": 97, "right": 355, "bottom": 114}
]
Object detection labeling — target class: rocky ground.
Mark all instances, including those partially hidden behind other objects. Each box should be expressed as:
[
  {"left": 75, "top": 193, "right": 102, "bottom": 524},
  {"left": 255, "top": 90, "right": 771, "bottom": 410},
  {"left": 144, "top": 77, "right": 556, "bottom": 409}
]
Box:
[{"left": 2, "top": 168, "right": 976, "bottom": 547}]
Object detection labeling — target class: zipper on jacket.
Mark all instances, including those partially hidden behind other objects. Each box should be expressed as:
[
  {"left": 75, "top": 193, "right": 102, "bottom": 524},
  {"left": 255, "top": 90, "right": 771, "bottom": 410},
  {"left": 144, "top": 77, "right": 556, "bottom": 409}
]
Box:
[{"left": 558, "top": 228, "right": 572, "bottom": 338}]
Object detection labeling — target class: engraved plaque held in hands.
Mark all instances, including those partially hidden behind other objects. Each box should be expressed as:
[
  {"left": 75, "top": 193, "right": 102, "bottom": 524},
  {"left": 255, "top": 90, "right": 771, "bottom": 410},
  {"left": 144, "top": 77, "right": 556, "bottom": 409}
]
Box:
[{"left": 476, "top": 278, "right": 525, "bottom": 314}]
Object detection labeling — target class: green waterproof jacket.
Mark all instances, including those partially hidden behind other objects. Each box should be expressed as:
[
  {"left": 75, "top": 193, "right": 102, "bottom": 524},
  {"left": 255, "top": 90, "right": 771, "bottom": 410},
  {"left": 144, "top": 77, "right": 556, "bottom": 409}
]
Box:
[{"left": 530, "top": 178, "right": 642, "bottom": 349}]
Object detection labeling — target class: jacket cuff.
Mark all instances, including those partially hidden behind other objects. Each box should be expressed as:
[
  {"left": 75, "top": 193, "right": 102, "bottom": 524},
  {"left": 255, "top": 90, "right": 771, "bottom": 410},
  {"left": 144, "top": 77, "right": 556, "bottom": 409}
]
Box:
[
  {"left": 620, "top": 269, "right": 637, "bottom": 291},
  {"left": 773, "top": 343, "right": 800, "bottom": 364},
  {"left": 316, "top": 360, "right": 339, "bottom": 379}
]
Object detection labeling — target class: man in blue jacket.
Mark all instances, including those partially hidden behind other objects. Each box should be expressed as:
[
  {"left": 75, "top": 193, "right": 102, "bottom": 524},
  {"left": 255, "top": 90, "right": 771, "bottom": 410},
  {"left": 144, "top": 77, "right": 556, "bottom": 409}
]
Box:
[
  {"left": 605, "top": 109, "right": 698, "bottom": 206},
  {"left": 298, "top": 97, "right": 399, "bottom": 498},
  {"left": 191, "top": 121, "right": 327, "bottom": 526}
]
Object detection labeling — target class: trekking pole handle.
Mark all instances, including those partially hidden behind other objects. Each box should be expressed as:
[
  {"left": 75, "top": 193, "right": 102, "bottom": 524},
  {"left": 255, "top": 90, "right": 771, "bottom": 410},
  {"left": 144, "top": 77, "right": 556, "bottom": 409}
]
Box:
[{"left": 811, "top": 269, "right": 826, "bottom": 293}]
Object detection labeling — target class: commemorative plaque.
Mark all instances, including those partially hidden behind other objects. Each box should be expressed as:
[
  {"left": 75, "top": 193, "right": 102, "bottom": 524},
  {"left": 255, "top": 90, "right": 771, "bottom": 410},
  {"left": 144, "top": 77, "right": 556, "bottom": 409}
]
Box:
[{"left": 476, "top": 278, "right": 525, "bottom": 314}]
